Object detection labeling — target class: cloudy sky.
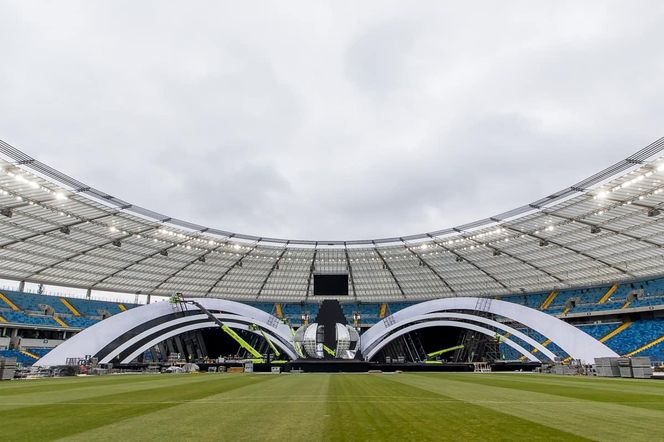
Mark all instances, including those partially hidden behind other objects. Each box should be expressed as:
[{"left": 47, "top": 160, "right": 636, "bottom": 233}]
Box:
[{"left": 1, "top": 1, "right": 663, "bottom": 241}]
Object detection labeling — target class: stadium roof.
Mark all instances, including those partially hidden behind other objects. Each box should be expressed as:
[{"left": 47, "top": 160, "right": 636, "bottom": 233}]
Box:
[{"left": 0, "top": 138, "right": 664, "bottom": 302}]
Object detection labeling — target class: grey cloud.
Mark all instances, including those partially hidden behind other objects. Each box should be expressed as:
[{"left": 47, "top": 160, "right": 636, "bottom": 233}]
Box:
[{"left": 0, "top": 1, "right": 662, "bottom": 240}]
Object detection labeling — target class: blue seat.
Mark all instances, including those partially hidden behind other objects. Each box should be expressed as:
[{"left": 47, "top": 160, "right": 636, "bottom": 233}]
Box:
[{"left": 0, "top": 310, "right": 60, "bottom": 327}]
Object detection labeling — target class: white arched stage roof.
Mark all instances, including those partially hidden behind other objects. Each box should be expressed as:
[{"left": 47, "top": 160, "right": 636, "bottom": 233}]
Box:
[
  {"left": 359, "top": 297, "right": 618, "bottom": 364},
  {"left": 36, "top": 297, "right": 617, "bottom": 366},
  {"left": 36, "top": 298, "right": 299, "bottom": 366}
]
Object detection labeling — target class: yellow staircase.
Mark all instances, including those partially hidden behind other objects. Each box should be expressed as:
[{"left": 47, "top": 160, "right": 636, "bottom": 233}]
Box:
[
  {"left": 532, "top": 338, "right": 552, "bottom": 354},
  {"left": 599, "top": 321, "right": 632, "bottom": 343},
  {"left": 621, "top": 300, "right": 632, "bottom": 310},
  {"left": 60, "top": 298, "right": 80, "bottom": 316},
  {"left": 118, "top": 303, "right": 127, "bottom": 312},
  {"left": 379, "top": 303, "right": 388, "bottom": 319},
  {"left": 598, "top": 283, "right": 618, "bottom": 304},
  {"left": 562, "top": 307, "right": 570, "bottom": 315},
  {"left": 561, "top": 323, "right": 632, "bottom": 364},
  {"left": 0, "top": 292, "right": 20, "bottom": 311},
  {"left": 521, "top": 339, "right": 551, "bottom": 360},
  {"left": 53, "top": 316, "right": 68, "bottom": 327},
  {"left": 20, "top": 349, "right": 39, "bottom": 360},
  {"left": 540, "top": 291, "right": 558, "bottom": 310},
  {"left": 625, "top": 335, "right": 664, "bottom": 357},
  {"left": 274, "top": 303, "right": 283, "bottom": 319},
  {"left": 0, "top": 314, "right": 6, "bottom": 323}
]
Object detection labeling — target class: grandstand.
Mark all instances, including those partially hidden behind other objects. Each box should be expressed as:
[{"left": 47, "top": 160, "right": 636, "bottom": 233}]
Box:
[
  {"left": 0, "top": 137, "right": 663, "bottom": 372},
  {"left": 4, "top": 274, "right": 664, "bottom": 365},
  {"left": 2, "top": 138, "right": 664, "bottom": 440}
]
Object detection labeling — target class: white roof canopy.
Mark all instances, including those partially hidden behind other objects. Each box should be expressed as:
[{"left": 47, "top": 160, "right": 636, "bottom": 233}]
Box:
[{"left": 0, "top": 138, "right": 663, "bottom": 301}]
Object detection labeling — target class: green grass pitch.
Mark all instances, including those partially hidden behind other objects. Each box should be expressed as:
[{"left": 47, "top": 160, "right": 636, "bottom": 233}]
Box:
[{"left": 2, "top": 372, "right": 664, "bottom": 441}]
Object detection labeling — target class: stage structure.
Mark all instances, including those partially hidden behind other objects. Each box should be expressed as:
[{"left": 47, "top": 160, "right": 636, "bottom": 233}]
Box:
[
  {"left": 360, "top": 297, "right": 619, "bottom": 364},
  {"left": 36, "top": 297, "right": 617, "bottom": 367},
  {"left": 292, "top": 300, "right": 360, "bottom": 359},
  {"left": 36, "top": 298, "right": 300, "bottom": 366}
]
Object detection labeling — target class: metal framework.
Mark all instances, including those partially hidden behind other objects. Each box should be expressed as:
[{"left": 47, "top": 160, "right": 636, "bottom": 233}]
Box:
[
  {"left": 359, "top": 297, "right": 618, "bottom": 363},
  {"left": 1, "top": 137, "right": 664, "bottom": 301}
]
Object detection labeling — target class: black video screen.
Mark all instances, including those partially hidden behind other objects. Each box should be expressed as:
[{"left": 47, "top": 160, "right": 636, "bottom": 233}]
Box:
[{"left": 313, "top": 274, "right": 349, "bottom": 296}]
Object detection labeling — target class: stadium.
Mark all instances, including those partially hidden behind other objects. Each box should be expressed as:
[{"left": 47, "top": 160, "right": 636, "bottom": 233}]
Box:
[
  {"left": 4, "top": 4, "right": 664, "bottom": 441},
  {"left": 2, "top": 136, "right": 664, "bottom": 439}
]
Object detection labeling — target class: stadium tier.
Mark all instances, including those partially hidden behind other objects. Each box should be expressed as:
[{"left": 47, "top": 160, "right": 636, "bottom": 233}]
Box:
[
  {"left": 0, "top": 139, "right": 664, "bottom": 302},
  {"left": 1, "top": 138, "right": 664, "bottom": 371},
  {"left": 4, "top": 274, "right": 664, "bottom": 365}
]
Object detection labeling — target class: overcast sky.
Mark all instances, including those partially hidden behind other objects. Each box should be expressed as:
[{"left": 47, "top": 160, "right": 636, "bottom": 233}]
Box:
[{"left": 1, "top": 1, "right": 663, "bottom": 241}]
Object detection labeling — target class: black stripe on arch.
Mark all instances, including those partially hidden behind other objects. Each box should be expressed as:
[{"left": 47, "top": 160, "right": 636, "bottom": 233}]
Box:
[
  {"left": 114, "top": 318, "right": 212, "bottom": 362},
  {"left": 109, "top": 317, "right": 295, "bottom": 363},
  {"left": 94, "top": 310, "right": 223, "bottom": 360}
]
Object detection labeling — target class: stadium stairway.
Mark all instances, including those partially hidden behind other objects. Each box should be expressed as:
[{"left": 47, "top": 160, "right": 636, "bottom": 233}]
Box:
[
  {"left": 598, "top": 283, "right": 618, "bottom": 304},
  {"left": 20, "top": 349, "right": 39, "bottom": 360},
  {"left": 599, "top": 322, "right": 632, "bottom": 342},
  {"left": 275, "top": 303, "right": 283, "bottom": 319},
  {"left": 53, "top": 316, "right": 68, "bottom": 327},
  {"left": 379, "top": 303, "right": 388, "bottom": 319},
  {"left": 624, "top": 335, "right": 664, "bottom": 358},
  {"left": 118, "top": 303, "right": 127, "bottom": 312},
  {"left": 0, "top": 314, "right": 6, "bottom": 323},
  {"left": 60, "top": 298, "right": 81, "bottom": 316},
  {"left": 540, "top": 291, "right": 558, "bottom": 310},
  {"left": 520, "top": 338, "right": 552, "bottom": 360},
  {"left": 0, "top": 292, "right": 20, "bottom": 311}
]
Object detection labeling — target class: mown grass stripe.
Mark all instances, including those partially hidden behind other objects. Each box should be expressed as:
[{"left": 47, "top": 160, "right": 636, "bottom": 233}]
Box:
[
  {"left": 61, "top": 374, "right": 330, "bottom": 442},
  {"left": 439, "top": 373, "right": 664, "bottom": 412},
  {"left": 323, "top": 374, "right": 587, "bottom": 441},
  {"left": 0, "top": 374, "right": 273, "bottom": 441},
  {"left": 392, "top": 373, "right": 664, "bottom": 441},
  {"left": 3, "top": 373, "right": 664, "bottom": 441}
]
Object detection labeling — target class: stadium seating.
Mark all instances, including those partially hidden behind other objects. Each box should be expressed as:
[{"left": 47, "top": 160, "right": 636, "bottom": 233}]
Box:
[
  {"left": 64, "top": 316, "right": 100, "bottom": 328},
  {"left": 66, "top": 298, "right": 124, "bottom": 317},
  {"left": 0, "top": 290, "right": 138, "bottom": 329},
  {"left": 575, "top": 322, "right": 620, "bottom": 340},
  {"left": 0, "top": 349, "right": 37, "bottom": 366},
  {"left": 2, "top": 276, "right": 664, "bottom": 364},
  {"left": 0, "top": 311, "right": 60, "bottom": 327},
  {"left": 28, "top": 348, "right": 53, "bottom": 358},
  {"left": 0, "top": 347, "right": 52, "bottom": 366},
  {"left": 0, "top": 291, "right": 70, "bottom": 315},
  {"left": 603, "top": 318, "right": 664, "bottom": 360}
]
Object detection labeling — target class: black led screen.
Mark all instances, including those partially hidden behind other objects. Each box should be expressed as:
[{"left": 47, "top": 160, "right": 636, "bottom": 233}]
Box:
[{"left": 313, "top": 274, "right": 349, "bottom": 296}]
